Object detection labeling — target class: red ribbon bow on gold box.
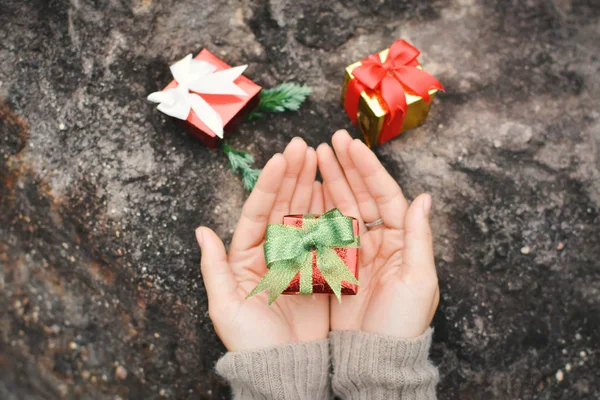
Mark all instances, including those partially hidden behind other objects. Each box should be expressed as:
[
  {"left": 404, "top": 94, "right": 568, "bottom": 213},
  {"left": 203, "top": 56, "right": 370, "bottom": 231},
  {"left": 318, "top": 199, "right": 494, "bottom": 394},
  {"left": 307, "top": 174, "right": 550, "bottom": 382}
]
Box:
[{"left": 342, "top": 40, "right": 444, "bottom": 147}]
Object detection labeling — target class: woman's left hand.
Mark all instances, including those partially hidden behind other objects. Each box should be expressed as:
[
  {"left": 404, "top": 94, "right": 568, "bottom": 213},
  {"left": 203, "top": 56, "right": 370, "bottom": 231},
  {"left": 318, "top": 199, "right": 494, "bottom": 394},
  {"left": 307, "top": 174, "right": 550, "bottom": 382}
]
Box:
[
  {"left": 317, "top": 130, "right": 439, "bottom": 338},
  {"left": 196, "top": 138, "right": 329, "bottom": 351}
]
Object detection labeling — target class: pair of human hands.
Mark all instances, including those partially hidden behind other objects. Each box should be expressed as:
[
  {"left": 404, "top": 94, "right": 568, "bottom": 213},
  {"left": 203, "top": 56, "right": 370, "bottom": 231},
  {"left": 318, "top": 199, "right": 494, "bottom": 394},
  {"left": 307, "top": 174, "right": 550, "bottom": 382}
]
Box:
[{"left": 195, "top": 130, "right": 439, "bottom": 351}]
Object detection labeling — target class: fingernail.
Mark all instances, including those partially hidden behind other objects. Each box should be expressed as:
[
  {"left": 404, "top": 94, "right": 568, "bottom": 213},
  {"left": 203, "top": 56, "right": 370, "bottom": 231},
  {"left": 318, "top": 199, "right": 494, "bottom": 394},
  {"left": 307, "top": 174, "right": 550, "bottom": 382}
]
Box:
[
  {"left": 195, "top": 227, "right": 204, "bottom": 247},
  {"left": 316, "top": 143, "right": 329, "bottom": 152},
  {"left": 292, "top": 136, "right": 303, "bottom": 142},
  {"left": 422, "top": 195, "right": 432, "bottom": 216}
]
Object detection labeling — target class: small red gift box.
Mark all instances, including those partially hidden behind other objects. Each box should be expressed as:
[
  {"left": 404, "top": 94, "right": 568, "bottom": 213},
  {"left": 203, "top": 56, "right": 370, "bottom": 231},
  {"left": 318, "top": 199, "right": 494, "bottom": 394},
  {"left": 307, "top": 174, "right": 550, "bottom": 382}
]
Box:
[
  {"left": 160, "top": 49, "right": 261, "bottom": 149},
  {"left": 282, "top": 214, "right": 359, "bottom": 295}
]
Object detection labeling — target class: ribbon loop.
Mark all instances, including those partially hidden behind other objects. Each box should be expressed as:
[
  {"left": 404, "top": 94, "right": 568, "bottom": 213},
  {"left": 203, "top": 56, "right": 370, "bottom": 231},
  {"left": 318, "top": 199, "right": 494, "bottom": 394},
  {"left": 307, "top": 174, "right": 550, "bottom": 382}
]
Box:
[
  {"left": 248, "top": 208, "right": 359, "bottom": 304},
  {"left": 385, "top": 39, "right": 420, "bottom": 67}
]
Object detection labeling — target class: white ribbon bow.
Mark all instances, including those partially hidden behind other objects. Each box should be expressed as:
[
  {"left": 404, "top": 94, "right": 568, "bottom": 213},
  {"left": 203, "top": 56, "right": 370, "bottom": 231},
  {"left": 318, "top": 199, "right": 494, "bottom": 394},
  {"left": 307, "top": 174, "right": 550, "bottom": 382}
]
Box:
[{"left": 147, "top": 54, "right": 248, "bottom": 139}]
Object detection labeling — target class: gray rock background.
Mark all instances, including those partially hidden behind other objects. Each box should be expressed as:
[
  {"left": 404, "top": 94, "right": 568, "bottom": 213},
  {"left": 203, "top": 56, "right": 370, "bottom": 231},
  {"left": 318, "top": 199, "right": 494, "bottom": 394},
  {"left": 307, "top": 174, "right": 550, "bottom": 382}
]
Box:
[{"left": 1, "top": 0, "right": 599, "bottom": 399}]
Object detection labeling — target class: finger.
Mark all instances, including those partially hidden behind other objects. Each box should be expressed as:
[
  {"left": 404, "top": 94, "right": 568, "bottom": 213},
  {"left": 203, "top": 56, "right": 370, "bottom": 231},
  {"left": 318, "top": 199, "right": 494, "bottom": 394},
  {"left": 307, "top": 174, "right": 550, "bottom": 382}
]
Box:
[
  {"left": 309, "top": 181, "right": 324, "bottom": 214},
  {"left": 316, "top": 143, "right": 366, "bottom": 232},
  {"left": 289, "top": 147, "right": 317, "bottom": 214},
  {"left": 197, "top": 227, "right": 239, "bottom": 306},
  {"left": 323, "top": 182, "right": 334, "bottom": 211},
  {"left": 331, "top": 130, "right": 380, "bottom": 224},
  {"left": 402, "top": 194, "right": 437, "bottom": 281},
  {"left": 230, "top": 154, "right": 287, "bottom": 252},
  {"left": 269, "top": 137, "right": 308, "bottom": 223},
  {"left": 348, "top": 139, "right": 409, "bottom": 230}
]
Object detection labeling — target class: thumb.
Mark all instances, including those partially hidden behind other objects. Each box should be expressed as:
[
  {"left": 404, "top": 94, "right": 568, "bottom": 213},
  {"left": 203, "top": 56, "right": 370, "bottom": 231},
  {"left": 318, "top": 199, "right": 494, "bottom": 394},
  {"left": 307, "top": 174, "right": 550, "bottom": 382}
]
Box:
[
  {"left": 402, "top": 194, "right": 437, "bottom": 283},
  {"left": 196, "top": 227, "right": 238, "bottom": 306}
]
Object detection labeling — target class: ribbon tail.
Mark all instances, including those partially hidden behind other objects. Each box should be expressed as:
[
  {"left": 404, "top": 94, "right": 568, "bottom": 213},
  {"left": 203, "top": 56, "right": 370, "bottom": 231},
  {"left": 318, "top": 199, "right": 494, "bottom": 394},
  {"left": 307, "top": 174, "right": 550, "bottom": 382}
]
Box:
[
  {"left": 379, "top": 75, "right": 408, "bottom": 145},
  {"left": 344, "top": 78, "right": 364, "bottom": 125},
  {"left": 247, "top": 260, "right": 301, "bottom": 305},
  {"left": 147, "top": 90, "right": 173, "bottom": 104},
  {"left": 298, "top": 252, "right": 314, "bottom": 296},
  {"left": 381, "top": 75, "right": 408, "bottom": 118},
  {"left": 317, "top": 247, "right": 359, "bottom": 303},
  {"left": 188, "top": 93, "right": 224, "bottom": 138}
]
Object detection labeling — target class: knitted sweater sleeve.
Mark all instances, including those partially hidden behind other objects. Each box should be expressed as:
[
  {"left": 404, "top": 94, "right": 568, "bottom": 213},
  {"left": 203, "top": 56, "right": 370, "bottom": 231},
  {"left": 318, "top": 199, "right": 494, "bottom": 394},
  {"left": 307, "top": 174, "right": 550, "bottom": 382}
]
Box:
[
  {"left": 215, "top": 329, "right": 438, "bottom": 400},
  {"left": 215, "top": 340, "right": 331, "bottom": 400},
  {"left": 329, "top": 328, "right": 439, "bottom": 400}
]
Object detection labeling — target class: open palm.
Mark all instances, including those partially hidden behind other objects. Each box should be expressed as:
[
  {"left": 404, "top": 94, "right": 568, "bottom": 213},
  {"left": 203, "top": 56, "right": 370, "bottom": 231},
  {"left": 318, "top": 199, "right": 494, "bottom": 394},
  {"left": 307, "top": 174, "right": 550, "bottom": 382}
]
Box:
[
  {"left": 196, "top": 138, "right": 329, "bottom": 351},
  {"left": 198, "top": 132, "right": 439, "bottom": 351},
  {"left": 317, "top": 131, "right": 439, "bottom": 338}
]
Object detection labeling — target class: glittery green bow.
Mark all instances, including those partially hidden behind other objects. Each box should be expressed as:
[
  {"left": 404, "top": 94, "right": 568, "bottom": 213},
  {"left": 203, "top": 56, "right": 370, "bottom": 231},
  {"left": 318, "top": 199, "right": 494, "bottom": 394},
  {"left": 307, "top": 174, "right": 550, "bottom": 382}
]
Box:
[{"left": 247, "top": 208, "right": 360, "bottom": 305}]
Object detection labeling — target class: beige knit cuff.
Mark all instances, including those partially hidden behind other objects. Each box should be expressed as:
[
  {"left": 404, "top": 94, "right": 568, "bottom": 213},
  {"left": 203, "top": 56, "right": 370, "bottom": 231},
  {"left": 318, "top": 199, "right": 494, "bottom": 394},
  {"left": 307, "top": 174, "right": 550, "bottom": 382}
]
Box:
[
  {"left": 215, "top": 340, "right": 331, "bottom": 400},
  {"left": 329, "top": 328, "right": 439, "bottom": 400}
]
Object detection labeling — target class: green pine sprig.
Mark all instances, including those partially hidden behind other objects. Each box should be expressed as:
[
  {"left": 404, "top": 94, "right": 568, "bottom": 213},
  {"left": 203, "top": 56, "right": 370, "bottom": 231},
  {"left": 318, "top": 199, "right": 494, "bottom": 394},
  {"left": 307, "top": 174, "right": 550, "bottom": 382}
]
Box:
[
  {"left": 223, "top": 83, "right": 309, "bottom": 190},
  {"left": 222, "top": 142, "right": 261, "bottom": 192},
  {"left": 248, "top": 83, "right": 312, "bottom": 120}
]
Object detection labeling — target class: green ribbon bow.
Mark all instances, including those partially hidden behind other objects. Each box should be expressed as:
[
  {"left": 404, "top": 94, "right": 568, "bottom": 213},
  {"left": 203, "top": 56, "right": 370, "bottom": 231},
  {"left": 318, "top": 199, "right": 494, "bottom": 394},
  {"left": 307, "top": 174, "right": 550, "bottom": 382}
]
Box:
[{"left": 247, "top": 208, "right": 360, "bottom": 305}]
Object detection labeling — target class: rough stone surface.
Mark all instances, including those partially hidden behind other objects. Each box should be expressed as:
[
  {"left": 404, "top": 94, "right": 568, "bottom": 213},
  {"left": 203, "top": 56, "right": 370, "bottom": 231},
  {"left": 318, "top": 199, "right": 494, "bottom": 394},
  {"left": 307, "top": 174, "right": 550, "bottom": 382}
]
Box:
[{"left": 1, "top": 0, "right": 599, "bottom": 399}]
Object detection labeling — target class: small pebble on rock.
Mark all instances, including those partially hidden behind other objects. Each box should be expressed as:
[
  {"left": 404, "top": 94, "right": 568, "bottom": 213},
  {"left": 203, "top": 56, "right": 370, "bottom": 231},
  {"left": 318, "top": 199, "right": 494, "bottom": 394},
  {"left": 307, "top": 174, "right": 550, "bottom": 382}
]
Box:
[
  {"left": 115, "top": 365, "right": 128, "bottom": 380},
  {"left": 58, "top": 384, "right": 68, "bottom": 396},
  {"left": 520, "top": 246, "right": 531, "bottom": 255},
  {"left": 556, "top": 241, "right": 565, "bottom": 250},
  {"left": 555, "top": 369, "right": 564, "bottom": 382}
]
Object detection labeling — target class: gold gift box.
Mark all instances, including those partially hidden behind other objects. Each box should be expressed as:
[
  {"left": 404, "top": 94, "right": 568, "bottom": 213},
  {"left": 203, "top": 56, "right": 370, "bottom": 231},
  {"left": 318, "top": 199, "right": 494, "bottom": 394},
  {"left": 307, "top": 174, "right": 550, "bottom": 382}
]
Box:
[{"left": 342, "top": 48, "right": 438, "bottom": 147}]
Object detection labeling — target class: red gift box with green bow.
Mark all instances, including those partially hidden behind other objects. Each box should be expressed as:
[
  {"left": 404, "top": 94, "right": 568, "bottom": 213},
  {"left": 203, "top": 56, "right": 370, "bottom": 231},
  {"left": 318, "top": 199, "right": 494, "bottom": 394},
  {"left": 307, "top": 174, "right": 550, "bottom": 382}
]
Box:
[{"left": 248, "top": 208, "right": 360, "bottom": 305}]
